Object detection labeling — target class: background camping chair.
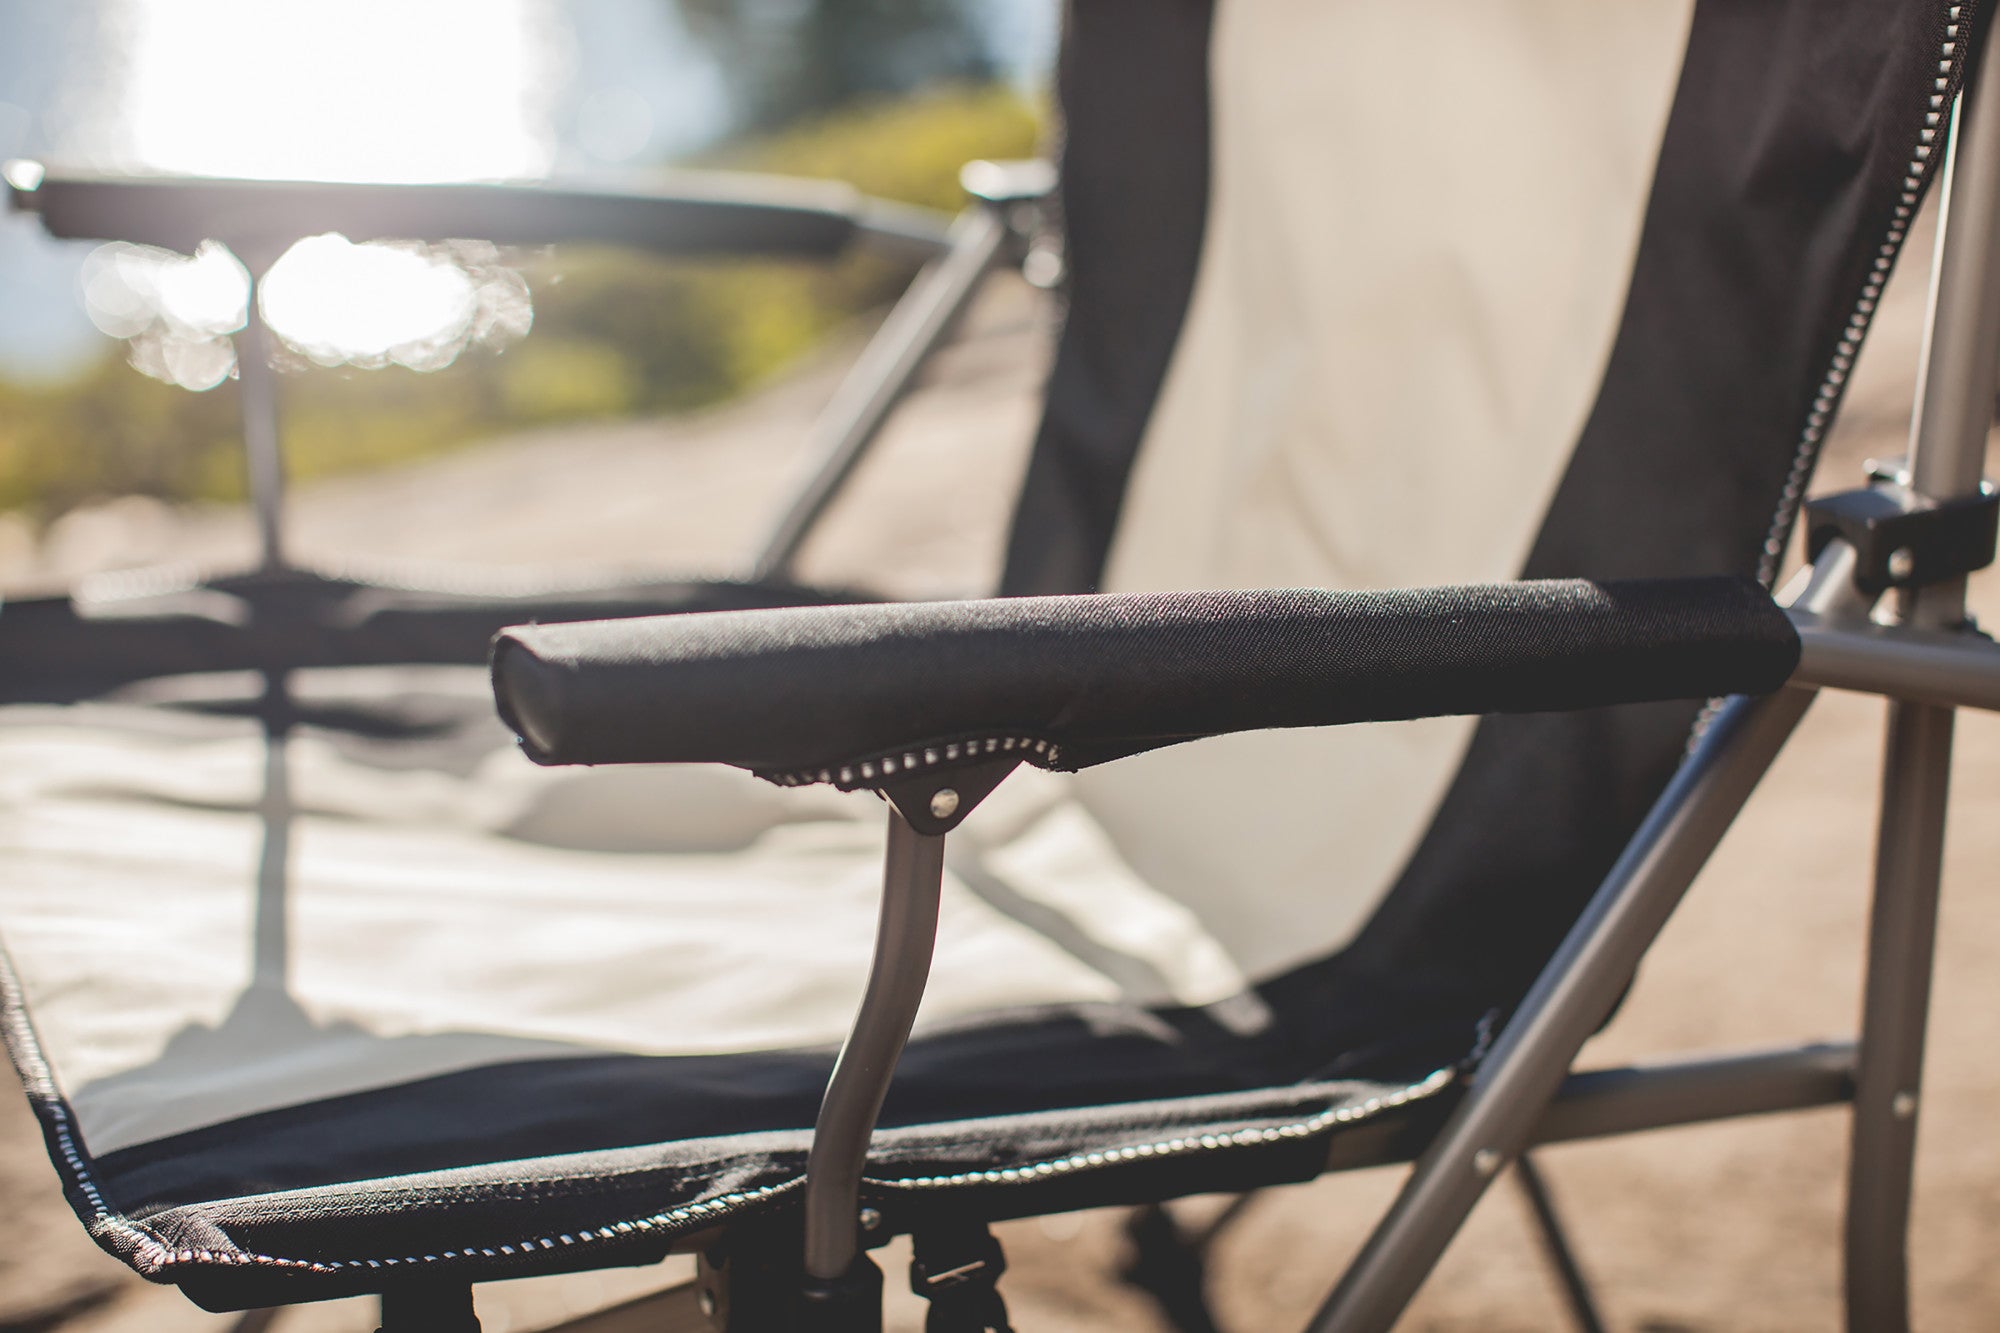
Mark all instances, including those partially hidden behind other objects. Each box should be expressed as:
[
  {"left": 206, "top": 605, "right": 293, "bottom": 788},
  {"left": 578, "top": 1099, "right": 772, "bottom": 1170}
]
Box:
[
  {"left": 0, "top": 154, "right": 1055, "bottom": 706},
  {"left": 3, "top": 2, "right": 2000, "bottom": 1332}
]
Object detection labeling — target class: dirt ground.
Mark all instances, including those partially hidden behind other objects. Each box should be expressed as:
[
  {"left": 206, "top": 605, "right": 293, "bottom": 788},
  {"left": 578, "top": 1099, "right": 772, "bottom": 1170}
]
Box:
[{"left": 3, "top": 205, "right": 1999, "bottom": 1331}]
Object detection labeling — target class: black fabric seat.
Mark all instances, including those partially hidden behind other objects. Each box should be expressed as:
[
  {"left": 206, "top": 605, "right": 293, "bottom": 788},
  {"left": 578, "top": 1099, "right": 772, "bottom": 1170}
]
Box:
[{"left": 0, "top": 669, "right": 1477, "bottom": 1310}]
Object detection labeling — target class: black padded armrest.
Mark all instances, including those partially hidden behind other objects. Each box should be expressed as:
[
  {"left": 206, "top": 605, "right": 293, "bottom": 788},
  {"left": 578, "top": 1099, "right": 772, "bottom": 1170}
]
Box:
[
  {"left": 5, "top": 164, "right": 951, "bottom": 262},
  {"left": 490, "top": 577, "right": 1800, "bottom": 786}
]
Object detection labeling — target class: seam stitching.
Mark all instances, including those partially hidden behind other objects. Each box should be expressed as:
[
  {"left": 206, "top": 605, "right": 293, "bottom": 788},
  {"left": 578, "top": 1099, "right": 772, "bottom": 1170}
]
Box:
[
  {"left": 759, "top": 733, "right": 1063, "bottom": 790},
  {"left": 876, "top": 1065, "right": 1458, "bottom": 1190}
]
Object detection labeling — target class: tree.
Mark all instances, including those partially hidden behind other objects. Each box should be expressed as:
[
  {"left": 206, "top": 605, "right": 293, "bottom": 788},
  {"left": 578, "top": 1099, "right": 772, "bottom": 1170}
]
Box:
[{"left": 678, "top": 0, "right": 998, "bottom": 132}]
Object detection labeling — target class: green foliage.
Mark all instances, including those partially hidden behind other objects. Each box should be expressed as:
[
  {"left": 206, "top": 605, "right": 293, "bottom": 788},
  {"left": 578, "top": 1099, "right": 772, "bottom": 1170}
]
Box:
[
  {"left": 678, "top": 0, "right": 997, "bottom": 133},
  {"left": 714, "top": 82, "right": 1040, "bottom": 214},
  {"left": 0, "top": 85, "right": 1043, "bottom": 524}
]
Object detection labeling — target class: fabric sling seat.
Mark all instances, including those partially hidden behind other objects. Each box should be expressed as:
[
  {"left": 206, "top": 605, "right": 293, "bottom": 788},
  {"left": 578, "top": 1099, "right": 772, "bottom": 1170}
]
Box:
[
  {"left": 0, "top": 579, "right": 1795, "bottom": 1310},
  {"left": 0, "top": 0, "right": 1981, "bottom": 1324}
]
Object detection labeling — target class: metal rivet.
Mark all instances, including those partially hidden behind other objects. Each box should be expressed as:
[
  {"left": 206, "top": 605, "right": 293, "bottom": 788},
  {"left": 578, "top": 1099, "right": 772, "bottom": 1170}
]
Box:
[
  {"left": 858, "top": 1207, "right": 883, "bottom": 1232},
  {"left": 1892, "top": 1090, "right": 1919, "bottom": 1120},
  {"left": 929, "top": 788, "right": 960, "bottom": 819},
  {"left": 1471, "top": 1148, "right": 1504, "bottom": 1178},
  {"left": 1888, "top": 547, "right": 1917, "bottom": 581}
]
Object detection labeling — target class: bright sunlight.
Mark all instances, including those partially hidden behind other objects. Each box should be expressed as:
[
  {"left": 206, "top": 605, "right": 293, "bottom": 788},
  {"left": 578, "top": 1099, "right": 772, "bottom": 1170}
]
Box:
[{"left": 94, "top": 0, "right": 560, "bottom": 384}]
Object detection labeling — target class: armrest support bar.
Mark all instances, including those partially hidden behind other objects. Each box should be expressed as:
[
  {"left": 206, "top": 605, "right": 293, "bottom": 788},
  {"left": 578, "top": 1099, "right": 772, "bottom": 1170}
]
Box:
[
  {"left": 1789, "top": 610, "right": 2000, "bottom": 712},
  {"left": 491, "top": 577, "right": 1800, "bottom": 783}
]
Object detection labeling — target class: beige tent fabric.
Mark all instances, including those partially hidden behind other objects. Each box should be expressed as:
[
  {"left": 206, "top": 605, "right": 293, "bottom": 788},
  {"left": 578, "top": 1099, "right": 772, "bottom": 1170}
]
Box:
[
  {"left": 0, "top": 694, "right": 1254, "bottom": 1155},
  {"left": 1079, "top": 0, "right": 1696, "bottom": 980}
]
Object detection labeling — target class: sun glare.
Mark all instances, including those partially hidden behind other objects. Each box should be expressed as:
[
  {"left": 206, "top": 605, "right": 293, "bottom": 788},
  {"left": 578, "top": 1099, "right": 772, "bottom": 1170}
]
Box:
[
  {"left": 104, "top": 0, "right": 561, "bottom": 377},
  {"left": 261, "top": 236, "right": 532, "bottom": 371},
  {"left": 81, "top": 240, "right": 248, "bottom": 390},
  {"left": 122, "top": 0, "right": 558, "bottom": 184}
]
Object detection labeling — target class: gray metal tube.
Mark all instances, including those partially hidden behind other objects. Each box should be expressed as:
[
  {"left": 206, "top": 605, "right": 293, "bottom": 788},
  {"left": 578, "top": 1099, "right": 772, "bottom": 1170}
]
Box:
[
  {"left": 250, "top": 682, "right": 294, "bottom": 994},
  {"left": 1907, "top": 38, "right": 2000, "bottom": 510},
  {"left": 1307, "top": 546, "right": 1871, "bottom": 1333},
  {"left": 237, "top": 287, "right": 287, "bottom": 573},
  {"left": 1846, "top": 700, "right": 1953, "bottom": 1332},
  {"left": 750, "top": 205, "right": 1011, "bottom": 582},
  {"left": 1307, "top": 688, "right": 1816, "bottom": 1333},
  {"left": 802, "top": 809, "right": 947, "bottom": 1281},
  {"left": 1790, "top": 614, "right": 2000, "bottom": 712},
  {"left": 1843, "top": 19, "right": 2000, "bottom": 1325},
  {"left": 1526, "top": 1041, "right": 1857, "bottom": 1150},
  {"left": 850, "top": 202, "right": 958, "bottom": 265}
]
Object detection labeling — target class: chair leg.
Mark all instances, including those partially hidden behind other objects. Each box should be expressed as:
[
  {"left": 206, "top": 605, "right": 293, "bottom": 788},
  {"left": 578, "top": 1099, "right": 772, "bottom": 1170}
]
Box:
[
  {"left": 1305, "top": 683, "right": 1820, "bottom": 1333},
  {"left": 1512, "top": 1154, "right": 1607, "bottom": 1333},
  {"left": 229, "top": 1310, "right": 284, "bottom": 1333},
  {"left": 1844, "top": 700, "right": 1953, "bottom": 1333},
  {"left": 1120, "top": 1201, "right": 1231, "bottom": 1333},
  {"left": 378, "top": 1283, "right": 480, "bottom": 1332}
]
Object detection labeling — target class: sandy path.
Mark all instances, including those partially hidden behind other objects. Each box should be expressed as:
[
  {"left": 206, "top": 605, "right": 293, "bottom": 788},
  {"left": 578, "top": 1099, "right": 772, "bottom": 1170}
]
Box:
[{"left": 2, "top": 215, "right": 1998, "bottom": 1331}]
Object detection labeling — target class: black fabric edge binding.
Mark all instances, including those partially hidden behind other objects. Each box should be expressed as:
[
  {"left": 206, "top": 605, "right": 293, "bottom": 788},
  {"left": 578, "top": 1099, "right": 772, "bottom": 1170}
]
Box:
[
  {"left": 0, "top": 909, "right": 1460, "bottom": 1308},
  {"left": 162, "top": 1072, "right": 1460, "bottom": 1310},
  {"left": 0, "top": 934, "right": 184, "bottom": 1281}
]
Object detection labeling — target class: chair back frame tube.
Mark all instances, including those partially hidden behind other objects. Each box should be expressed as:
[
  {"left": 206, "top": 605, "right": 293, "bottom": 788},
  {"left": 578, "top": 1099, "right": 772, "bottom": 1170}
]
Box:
[
  {"left": 1305, "top": 544, "right": 1872, "bottom": 1332},
  {"left": 237, "top": 284, "right": 288, "bottom": 573},
  {"left": 1843, "top": 12, "right": 2000, "bottom": 1325},
  {"left": 801, "top": 808, "right": 947, "bottom": 1281},
  {"left": 750, "top": 204, "right": 1013, "bottom": 583}
]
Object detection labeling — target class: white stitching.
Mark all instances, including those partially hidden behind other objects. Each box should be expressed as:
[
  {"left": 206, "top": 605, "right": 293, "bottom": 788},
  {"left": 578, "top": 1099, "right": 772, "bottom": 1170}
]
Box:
[
  {"left": 69, "top": 1060, "right": 1456, "bottom": 1278},
  {"left": 759, "top": 733, "right": 1065, "bottom": 790},
  {"left": 876, "top": 1065, "right": 1458, "bottom": 1191},
  {"left": 1755, "top": 2, "right": 1971, "bottom": 587},
  {"left": 138, "top": 1181, "right": 801, "bottom": 1278}
]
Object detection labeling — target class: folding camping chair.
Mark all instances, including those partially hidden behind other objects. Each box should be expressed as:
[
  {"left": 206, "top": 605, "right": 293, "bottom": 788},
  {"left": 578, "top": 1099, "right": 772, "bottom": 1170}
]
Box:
[
  {"left": 3, "top": 2, "right": 1998, "bottom": 1331},
  {"left": 0, "top": 153, "right": 1053, "bottom": 698}
]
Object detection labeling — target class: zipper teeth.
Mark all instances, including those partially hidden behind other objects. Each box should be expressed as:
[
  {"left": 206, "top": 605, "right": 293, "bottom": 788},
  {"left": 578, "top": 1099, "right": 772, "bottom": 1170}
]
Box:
[
  {"left": 879, "top": 1065, "right": 1458, "bottom": 1191},
  {"left": 1755, "top": 0, "right": 1971, "bottom": 587}
]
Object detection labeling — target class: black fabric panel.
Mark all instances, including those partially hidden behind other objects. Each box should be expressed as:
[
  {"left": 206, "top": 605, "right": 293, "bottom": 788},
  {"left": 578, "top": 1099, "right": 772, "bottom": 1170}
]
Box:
[
  {"left": 1328, "top": 0, "right": 1969, "bottom": 1021},
  {"left": 90, "top": 993, "right": 1395, "bottom": 1213},
  {"left": 73, "top": 985, "right": 1467, "bottom": 1310},
  {"left": 997, "top": 0, "right": 1216, "bottom": 595},
  {"left": 490, "top": 577, "right": 1798, "bottom": 775},
  {"left": 0, "top": 575, "right": 855, "bottom": 705},
  {"left": 143, "top": 1066, "right": 1427, "bottom": 1311}
]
